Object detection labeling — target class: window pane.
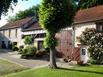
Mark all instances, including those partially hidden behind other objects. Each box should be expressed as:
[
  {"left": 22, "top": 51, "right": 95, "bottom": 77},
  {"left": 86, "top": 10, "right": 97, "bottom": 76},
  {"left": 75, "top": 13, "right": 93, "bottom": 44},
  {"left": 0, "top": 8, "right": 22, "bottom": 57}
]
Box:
[
  {"left": 99, "top": 25, "right": 103, "bottom": 31},
  {"left": 15, "top": 29, "right": 18, "bottom": 38},
  {"left": 96, "top": 22, "right": 103, "bottom": 32}
]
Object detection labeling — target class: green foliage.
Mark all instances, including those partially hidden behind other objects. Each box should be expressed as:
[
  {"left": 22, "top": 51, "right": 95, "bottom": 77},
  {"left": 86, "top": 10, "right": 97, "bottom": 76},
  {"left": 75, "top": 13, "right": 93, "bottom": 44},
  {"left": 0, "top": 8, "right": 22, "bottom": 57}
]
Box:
[
  {"left": 78, "top": 28, "right": 103, "bottom": 64},
  {"left": 39, "top": 0, "right": 76, "bottom": 48},
  {"left": 4, "top": 66, "right": 103, "bottom": 77},
  {"left": 0, "top": 59, "right": 27, "bottom": 76},
  {"left": 36, "top": 49, "right": 47, "bottom": 57},
  {"left": 18, "top": 45, "right": 24, "bottom": 53},
  {"left": 43, "top": 33, "right": 58, "bottom": 48},
  {"left": 88, "top": 33, "right": 103, "bottom": 64},
  {"left": 39, "top": 0, "right": 76, "bottom": 33},
  {"left": 21, "top": 45, "right": 37, "bottom": 59},
  {"left": 77, "top": 28, "right": 96, "bottom": 45},
  {"left": 24, "top": 36, "right": 33, "bottom": 45},
  {"left": 0, "top": 0, "right": 18, "bottom": 18},
  {"left": 7, "top": 5, "right": 40, "bottom": 22},
  {"left": 12, "top": 42, "right": 18, "bottom": 51},
  {"left": 2, "top": 0, "right": 103, "bottom": 19},
  {"left": 89, "top": 58, "right": 103, "bottom": 65},
  {"left": 77, "top": 0, "right": 103, "bottom": 9},
  {"left": 22, "top": 45, "right": 36, "bottom": 55}
]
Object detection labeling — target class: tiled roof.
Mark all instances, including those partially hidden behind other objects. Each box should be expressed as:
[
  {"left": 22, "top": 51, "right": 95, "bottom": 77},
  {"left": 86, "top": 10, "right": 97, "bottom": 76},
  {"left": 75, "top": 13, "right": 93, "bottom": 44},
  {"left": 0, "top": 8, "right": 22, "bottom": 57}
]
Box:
[
  {"left": 1, "top": 5, "right": 103, "bottom": 31},
  {"left": 0, "top": 17, "right": 33, "bottom": 30},
  {"left": 74, "top": 5, "right": 103, "bottom": 24},
  {"left": 23, "top": 22, "right": 42, "bottom": 31}
]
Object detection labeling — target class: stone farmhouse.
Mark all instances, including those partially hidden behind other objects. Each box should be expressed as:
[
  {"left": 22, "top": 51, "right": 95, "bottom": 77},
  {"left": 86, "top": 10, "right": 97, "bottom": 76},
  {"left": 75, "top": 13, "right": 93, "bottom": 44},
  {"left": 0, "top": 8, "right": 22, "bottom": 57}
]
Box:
[{"left": 0, "top": 5, "right": 103, "bottom": 63}]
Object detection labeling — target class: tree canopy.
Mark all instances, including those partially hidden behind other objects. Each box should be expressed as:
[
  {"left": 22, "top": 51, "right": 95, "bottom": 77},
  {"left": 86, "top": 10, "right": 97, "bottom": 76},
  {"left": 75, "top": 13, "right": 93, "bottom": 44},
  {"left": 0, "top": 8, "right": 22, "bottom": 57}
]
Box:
[
  {"left": 24, "top": 36, "right": 33, "bottom": 45},
  {"left": 7, "top": 5, "right": 40, "bottom": 22},
  {"left": 39, "top": 0, "right": 76, "bottom": 68},
  {"left": 76, "top": 0, "right": 103, "bottom": 9},
  {"left": 1, "top": 0, "right": 103, "bottom": 19},
  {"left": 0, "top": 0, "right": 18, "bottom": 18}
]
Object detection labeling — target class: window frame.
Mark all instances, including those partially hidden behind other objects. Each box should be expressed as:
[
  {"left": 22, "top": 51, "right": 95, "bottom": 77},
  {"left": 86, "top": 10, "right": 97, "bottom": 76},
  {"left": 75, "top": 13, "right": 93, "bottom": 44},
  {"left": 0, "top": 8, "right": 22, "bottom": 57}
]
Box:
[
  {"left": 15, "top": 29, "right": 18, "bottom": 38},
  {"left": 96, "top": 22, "right": 103, "bottom": 32}
]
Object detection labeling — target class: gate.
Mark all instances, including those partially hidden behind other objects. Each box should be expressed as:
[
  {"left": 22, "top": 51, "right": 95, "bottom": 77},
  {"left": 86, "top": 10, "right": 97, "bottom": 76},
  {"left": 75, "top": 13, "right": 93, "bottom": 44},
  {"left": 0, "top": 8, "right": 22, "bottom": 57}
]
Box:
[
  {"left": 56, "top": 30, "right": 73, "bottom": 59},
  {"left": 56, "top": 30, "right": 81, "bottom": 62}
]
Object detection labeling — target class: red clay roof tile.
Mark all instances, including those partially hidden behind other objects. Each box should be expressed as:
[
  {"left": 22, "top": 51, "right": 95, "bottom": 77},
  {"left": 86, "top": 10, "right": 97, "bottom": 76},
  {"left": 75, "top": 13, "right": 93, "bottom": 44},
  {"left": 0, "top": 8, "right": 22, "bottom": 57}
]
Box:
[
  {"left": 1, "top": 5, "right": 103, "bottom": 30},
  {"left": 74, "top": 5, "right": 103, "bottom": 24}
]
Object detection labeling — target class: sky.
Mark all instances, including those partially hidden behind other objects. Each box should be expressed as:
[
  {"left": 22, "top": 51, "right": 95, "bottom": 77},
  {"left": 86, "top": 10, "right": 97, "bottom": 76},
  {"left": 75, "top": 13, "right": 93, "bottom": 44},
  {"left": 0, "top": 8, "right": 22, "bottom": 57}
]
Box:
[{"left": 0, "top": 0, "right": 41, "bottom": 27}]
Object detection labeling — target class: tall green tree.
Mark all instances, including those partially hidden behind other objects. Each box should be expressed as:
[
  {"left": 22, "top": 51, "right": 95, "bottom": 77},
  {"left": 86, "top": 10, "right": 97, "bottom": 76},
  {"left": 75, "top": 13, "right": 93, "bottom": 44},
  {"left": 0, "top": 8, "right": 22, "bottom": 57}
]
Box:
[
  {"left": 7, "top": 5, "right": 40, "bottom": 22},
  {"left": 39, "top": 0, "right": 76, "bottom": 68},
  {"left": 76, "top": 0, "right": 103, "bottom": 9},
  {"left": 1, "top": 0, "right": 103, "bottom": 19},
  {"left": 0, "top": 0, "right": 18, "bottom": 18}
]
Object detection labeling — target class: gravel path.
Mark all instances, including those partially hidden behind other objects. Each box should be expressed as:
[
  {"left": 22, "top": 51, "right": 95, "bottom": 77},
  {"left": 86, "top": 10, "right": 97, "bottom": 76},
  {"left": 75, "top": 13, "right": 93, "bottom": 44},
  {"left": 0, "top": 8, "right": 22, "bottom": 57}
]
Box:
[
  {"left": 0, "top": 49, "right": 76, "bottom": 69},
  {"left": 0, "top": 50, "right": 49, "bottom": 68}
]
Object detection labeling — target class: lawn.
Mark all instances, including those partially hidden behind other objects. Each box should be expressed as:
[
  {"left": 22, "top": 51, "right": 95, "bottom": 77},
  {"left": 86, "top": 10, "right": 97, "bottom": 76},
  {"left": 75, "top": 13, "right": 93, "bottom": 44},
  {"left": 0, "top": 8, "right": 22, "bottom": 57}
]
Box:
[
  {"left": 4, "top": 65, "right": 103, "bottom": 77},
  {"left": 0, "top": 59, "right": 28, "bottom": 76}
]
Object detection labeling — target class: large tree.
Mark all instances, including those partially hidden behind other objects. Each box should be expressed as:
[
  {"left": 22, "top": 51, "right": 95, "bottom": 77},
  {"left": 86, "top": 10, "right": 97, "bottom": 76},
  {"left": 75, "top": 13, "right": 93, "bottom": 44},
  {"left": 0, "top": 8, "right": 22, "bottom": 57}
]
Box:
[
  {"left": 76, "top": 0, "right": 103, "bottom": 9},
  {"left": 1, "top": 0, "right": 103, "bottom": 18},
  {"left": 0, "top": 0, "right": 18, "bottom": 18},
  {"left": 39, "top": 0, "right": 76, "bottom": 68},
  {"left": 7, "top": 5, "right": 40, "bottom": 22}
]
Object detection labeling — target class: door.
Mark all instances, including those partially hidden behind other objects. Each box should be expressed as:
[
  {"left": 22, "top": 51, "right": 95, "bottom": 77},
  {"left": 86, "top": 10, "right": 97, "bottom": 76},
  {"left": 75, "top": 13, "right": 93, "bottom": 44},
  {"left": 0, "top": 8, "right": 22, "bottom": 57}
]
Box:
[
  {"left": 56, "top": 30, "right": 73, "bottom": 59},
  {"left": 2, "top": 41, "right": 6, "bottom": 49},
  {"left": 37, "top": 41, "right": 43, "bottom": 50}
]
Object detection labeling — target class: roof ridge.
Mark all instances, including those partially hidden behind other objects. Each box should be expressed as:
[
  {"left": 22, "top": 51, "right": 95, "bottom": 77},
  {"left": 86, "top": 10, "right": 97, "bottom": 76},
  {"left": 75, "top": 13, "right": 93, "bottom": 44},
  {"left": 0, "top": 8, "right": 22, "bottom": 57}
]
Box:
[
  {"left": 74, "top": 5, "right": 103, "bottom": 24},
  {"left": 79, "top": 5, "right": 103, "bottom": 11},
  {"left": 0, "top": 16, "right": 34, "bottom": 30}
]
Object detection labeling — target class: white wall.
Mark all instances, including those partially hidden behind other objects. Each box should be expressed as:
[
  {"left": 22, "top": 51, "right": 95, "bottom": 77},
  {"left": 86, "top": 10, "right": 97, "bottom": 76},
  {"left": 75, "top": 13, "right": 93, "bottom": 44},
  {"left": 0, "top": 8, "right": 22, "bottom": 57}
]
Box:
[
  {"left": 74, "top": 22, "right": 96, "bottom": 47},
  {"left": 0, "top": 28, "right": 22, "bottom": 47},
  {"left": 21, "top": 30, "right": 46, "bottom": 48}
]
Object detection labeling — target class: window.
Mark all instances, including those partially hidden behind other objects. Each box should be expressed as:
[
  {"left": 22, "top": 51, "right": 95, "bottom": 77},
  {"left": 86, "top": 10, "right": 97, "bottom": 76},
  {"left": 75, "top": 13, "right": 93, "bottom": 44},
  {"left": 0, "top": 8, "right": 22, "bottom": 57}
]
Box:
[
  {"left": 37, "top": 41, "right": 44, "bottom": 50},
  {"left": 81, "top": 48, "right": 86, "bottom": 55},
  {"left": 96, "top": 22, "right": 103, "bottom": 32},
  {"left": 1, "top": 41, "right": 6, "bottom": 48},
  {"left": 35, "top": 33, "right": 46, "bottom": 38},
  {"left": 15, "top": 29, "right": 18, "bottom": 38},
  {"left": 9, "top": 29, "right": 11, "bottom": 38}
]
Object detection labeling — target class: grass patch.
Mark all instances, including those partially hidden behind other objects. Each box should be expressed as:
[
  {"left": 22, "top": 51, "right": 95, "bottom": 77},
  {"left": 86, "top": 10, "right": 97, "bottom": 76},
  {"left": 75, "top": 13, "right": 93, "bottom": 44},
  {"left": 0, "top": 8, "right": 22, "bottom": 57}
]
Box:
[
  {"left": 4, "top": 65, "right": 103, "bottom": 77},
  {"left": 0, "top": 59, "right": 28, "bottom": 76}
]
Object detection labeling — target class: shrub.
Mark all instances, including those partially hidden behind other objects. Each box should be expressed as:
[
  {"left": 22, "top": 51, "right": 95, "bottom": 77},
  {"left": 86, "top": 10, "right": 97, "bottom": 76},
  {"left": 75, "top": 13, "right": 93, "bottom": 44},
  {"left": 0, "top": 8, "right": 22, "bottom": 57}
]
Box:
[
  {"left": 12, "top": 42, "right": 18, "bottom": 51},
  {"left": 88, "top": 58, "right": 103, "bottom": 65},
  {"left": 12, "top": 42, "right": 17, "bottom": 46},
  {"left": 8, "top": 43, "right": 12, "bottom": 49},
  {"left": 36, "top": 49, "right": 46, "bottom": 57},
  {"left": 21, "top": 45, "right": 37, "bottom": 59},
  {"left": 24, "top": 36, "right": 33, "bottom": 45},
  {"left": 77, "top": 28, "right": 96, "bottom": 45},
  {"left": 45, "top": 48, "right": 50, "bottom": 53},
  {"left": 18, "top": 45, "right": 24, "bottom": 54},
  {"left": 78, "top": 28, "right": 103, "bottom": 64}
]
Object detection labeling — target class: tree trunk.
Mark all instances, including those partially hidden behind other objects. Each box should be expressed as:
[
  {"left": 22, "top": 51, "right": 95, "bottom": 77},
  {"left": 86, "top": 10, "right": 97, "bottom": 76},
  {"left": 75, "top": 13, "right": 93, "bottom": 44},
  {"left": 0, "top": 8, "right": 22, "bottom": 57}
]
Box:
[{"left": 49, "top": 47, "right": 57, "bottom": 69}]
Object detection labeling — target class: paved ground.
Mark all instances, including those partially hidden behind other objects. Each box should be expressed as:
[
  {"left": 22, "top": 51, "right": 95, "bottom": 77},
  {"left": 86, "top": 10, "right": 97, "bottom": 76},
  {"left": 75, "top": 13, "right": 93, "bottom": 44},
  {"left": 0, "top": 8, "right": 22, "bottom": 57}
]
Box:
[
  {"left": 0, "top": 49, "right": 76, "bottom": 68},
  {"left": 0, "top": 49, "right": 49, "bottom": 68}
]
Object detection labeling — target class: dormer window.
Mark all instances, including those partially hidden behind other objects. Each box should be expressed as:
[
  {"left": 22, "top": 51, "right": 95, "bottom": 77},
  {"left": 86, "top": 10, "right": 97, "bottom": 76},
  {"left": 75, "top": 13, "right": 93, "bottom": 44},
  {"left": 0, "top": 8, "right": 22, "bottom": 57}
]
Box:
[{"left": 96, "top": 22, "right": 103, "bottom": 32}]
